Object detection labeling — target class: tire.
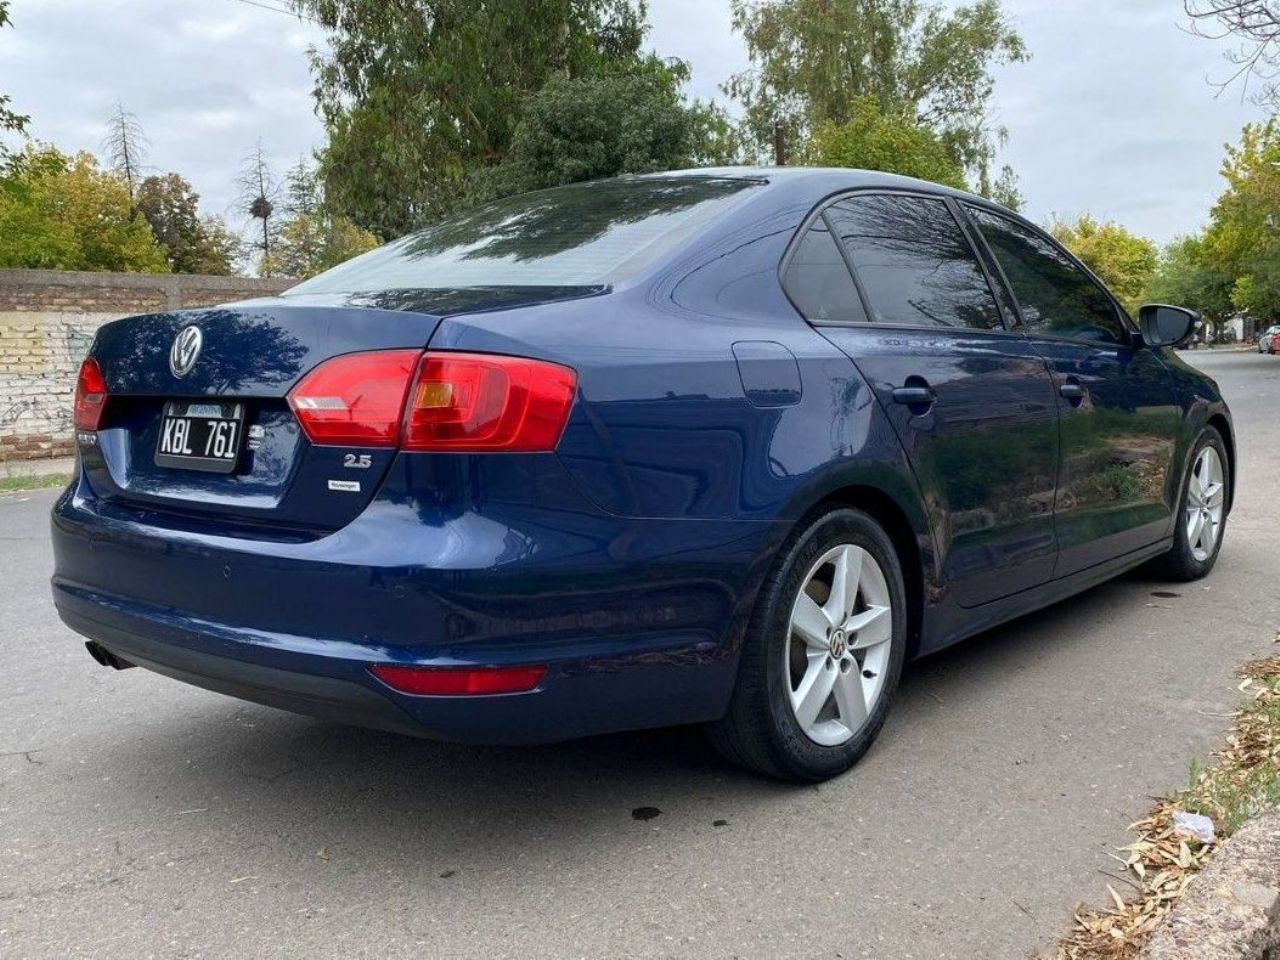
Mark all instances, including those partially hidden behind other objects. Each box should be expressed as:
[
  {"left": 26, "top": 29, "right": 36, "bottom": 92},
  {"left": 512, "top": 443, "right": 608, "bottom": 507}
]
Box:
[
  {"left": 1150, "top": 427, "right": 1229, "bottom": 582},
  {"left": 707, "top": 507, "right": 907, "bottom": 781}
]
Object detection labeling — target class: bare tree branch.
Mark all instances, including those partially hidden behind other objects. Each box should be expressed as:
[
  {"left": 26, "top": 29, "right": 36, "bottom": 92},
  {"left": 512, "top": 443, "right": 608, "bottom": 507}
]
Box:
[{"left": 1186, "top": 1, "right": 1280, "bottom": 105}]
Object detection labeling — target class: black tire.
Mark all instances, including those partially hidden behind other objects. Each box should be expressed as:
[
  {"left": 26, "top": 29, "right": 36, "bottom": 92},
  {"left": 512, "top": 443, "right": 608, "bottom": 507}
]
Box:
[
  {"left": 1150, "top": 427, "right": 1229, "bottom": 582},
  {"left": 707, "top": 507, "right": 907, "bottom": 782}
]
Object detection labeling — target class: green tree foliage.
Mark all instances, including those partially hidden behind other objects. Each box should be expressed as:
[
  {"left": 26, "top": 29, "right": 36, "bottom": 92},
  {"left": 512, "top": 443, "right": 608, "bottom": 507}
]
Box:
[
  {"left": 0, "top": 2, "right": 29, "bottom": 169},
  {"left": 268, "top": 159, "right": 379, "bottom": 279},
  {"left": 136, "top": 173, "right": 241, "bottom": 275},
  {"left": 1203, "top": 118, "right": 1280, "bottom": 320},
  {"left": 1049, "top": 214, "right": 1158, "bottom": 314},
  {"left": 294, "top": 0, "right": 656, "bottom": 238},
  {"left": 0, "top": 145, "right": 168, "bottom": 272},
  {"left": 804, "top": 96, "right": 966, "bottom": 189},
  {"left": 471, "top": 57, "right": 737, "bottom": 200},
  {"left": 1144, "top": 233, "right": 1235, "bottom": 327},
  {"left": 725, "top": 0, "right": 1026, "bottom": 192}
]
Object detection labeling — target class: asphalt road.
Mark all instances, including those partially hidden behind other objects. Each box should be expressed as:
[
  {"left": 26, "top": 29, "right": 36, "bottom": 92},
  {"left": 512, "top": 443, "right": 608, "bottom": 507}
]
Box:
[{"left": 3, "top": 349, "right": 1279, "bottom": 960}]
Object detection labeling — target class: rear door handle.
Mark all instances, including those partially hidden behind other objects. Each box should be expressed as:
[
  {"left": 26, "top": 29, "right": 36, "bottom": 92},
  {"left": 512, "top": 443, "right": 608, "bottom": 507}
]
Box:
[{"left": 891, "top": 386, "right": 936, "bottom": 406}]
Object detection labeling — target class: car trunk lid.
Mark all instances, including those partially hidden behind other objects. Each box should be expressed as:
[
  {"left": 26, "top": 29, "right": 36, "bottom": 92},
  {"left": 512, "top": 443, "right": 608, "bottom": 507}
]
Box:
[{"left": 83, "top": 300, "right": 443, "bottom": 538}]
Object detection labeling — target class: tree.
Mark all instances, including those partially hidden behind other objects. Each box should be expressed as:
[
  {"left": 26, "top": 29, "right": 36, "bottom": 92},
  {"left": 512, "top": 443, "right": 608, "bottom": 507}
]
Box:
[
  {"left": 136, "top": 173, "right": 241, "bottom": 275},
  {"left": 1203, "top": 118, "right": 1280, "bottom": 321},
  {"left": 725, "top": 0, "right": 1027, "bottom": 191},
  {"left": 268, "top": 159, "right": 378, "bottom": 278},
  {"left": 293, "top": 0, "right": 653, "bottom": 238},
  {"left": 1144, "top": 233, "right": 1235, "bottom": 330},
  {"left": 103, "top": 102, "right": 148, "bottom": 214},
  {"left": 472, "top": 56, "right": 737, "bottom": 200},
  {"left": 0, "top": 2, "right": 29, "bottom": 170},
  {"left": 1049, "top": 214, "right": 1158, "bottom": 314},
  {"left": 1186, "top": 1, "right": 1280, "bottom": 107},
  {"left": 237, "top": 140, "right": 279, "bottom": 275},
  {"left": 804, "top": 96, "right": 967, "bottom": 189},
  {"left": 0, "top": 145, "right": 169, "bottom": 272}
]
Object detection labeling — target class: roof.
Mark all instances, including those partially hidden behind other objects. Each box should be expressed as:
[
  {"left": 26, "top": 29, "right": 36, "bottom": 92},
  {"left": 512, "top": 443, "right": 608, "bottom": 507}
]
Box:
[{"left": 639, "top": 165, "right": 992, "bottom": 207}]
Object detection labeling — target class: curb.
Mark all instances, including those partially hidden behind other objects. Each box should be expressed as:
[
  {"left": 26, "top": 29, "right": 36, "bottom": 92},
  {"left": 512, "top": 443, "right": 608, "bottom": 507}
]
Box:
[
  {"left": 1139, "top": 812, "right": 1280, "bottom": 959},
  {"left": 2, "top": 456, "right": 75, "bottom": 479}
]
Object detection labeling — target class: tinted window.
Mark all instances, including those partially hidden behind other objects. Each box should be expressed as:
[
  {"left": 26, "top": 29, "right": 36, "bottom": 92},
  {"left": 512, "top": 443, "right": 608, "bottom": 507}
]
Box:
[
  {"left": 825, "top": 194, "right": 1003, "bottom": 330},
  {"left": 286, "top": 177, "right": 760, "bottom": 294},
  {"left": 781, "top": 225, "right": 867, "bottom": 323},
  {"left": 967, "top": 206, "right": 1128, "bottom": 344}
]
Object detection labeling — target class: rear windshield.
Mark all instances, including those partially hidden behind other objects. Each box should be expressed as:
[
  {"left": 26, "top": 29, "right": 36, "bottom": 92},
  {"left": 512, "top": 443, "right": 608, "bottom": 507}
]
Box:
[{"left": 285, "top": 176, "right": 761, "bottom": 295}]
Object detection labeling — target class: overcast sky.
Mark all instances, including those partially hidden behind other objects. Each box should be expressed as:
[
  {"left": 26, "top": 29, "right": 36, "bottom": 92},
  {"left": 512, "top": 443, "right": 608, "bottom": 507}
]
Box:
[{"left": 0, "top": 0, "right": 1266, "bottom": 246}]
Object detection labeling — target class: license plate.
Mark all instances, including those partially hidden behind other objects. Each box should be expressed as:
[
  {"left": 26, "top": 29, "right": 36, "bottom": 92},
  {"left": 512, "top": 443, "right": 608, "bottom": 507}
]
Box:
[{"left": 155, "top": 401, "right": 245, "bottom": 474}]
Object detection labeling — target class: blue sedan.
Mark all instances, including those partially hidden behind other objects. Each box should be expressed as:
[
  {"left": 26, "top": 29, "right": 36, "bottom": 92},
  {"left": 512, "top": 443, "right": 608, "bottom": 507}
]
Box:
[{"left": 52, "top": 168, "right": 1234, "bottom": 780}]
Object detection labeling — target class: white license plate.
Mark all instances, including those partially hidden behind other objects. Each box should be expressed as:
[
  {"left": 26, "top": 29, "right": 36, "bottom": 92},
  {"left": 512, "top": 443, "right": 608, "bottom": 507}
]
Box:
[{"left": 155, "top": 401, "right": 245, "bottom": 474}]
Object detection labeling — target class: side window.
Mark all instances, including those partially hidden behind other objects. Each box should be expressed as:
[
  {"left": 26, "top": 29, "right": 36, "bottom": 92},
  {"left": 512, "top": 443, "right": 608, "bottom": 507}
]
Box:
[
  {"left": 824, "top": 194, "right": 1004, "bottom": 330},
  {"left": 966, "top": 206, "right": 1128, "bottom": 344},
  {"left": 781, "top": 225, "right": 868, "bottom": 323}
]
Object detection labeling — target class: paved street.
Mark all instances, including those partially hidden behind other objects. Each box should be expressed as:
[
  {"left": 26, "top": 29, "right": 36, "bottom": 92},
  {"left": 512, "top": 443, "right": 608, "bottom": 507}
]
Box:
[{"left": 2, "top": 349, "right": 1278, "bottom": 960}]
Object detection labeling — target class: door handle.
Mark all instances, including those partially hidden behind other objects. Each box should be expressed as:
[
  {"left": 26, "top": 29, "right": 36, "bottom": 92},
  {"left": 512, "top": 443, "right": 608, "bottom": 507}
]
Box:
[
  {"left": 891, "top": 386, "right": 936, "bottom": 405},
  {"left": 891, "top": 383, "right": 936, "bottom": 411},
  {"left": 1059, "top": 382, "right": 1086, "bottom": 402}
]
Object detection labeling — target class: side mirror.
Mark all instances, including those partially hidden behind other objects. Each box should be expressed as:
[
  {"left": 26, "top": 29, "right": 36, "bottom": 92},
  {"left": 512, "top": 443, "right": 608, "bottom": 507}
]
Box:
[{"left": 1139, "top": 304, "right": 1199, "bottom": 348}]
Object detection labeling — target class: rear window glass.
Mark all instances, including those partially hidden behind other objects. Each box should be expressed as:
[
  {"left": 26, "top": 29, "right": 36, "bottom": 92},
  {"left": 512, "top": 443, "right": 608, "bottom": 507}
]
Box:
[
  {"left": 825, "top": 194, "right": 1004, "bottom": 331},
  {"left": 285, "top": 177, "right": 761, "bottom": 295}
]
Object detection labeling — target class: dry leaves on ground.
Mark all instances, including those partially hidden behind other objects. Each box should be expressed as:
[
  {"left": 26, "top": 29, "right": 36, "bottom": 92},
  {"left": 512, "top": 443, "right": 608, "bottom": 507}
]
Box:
[{"left": 1051, "top": 656, "right": 1280, "bottom": 960}]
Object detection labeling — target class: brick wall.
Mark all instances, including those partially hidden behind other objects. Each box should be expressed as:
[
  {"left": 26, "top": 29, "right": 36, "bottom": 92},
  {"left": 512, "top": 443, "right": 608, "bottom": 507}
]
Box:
[{"left": 0, "top": 269, "right": 293, "bottom": 461}]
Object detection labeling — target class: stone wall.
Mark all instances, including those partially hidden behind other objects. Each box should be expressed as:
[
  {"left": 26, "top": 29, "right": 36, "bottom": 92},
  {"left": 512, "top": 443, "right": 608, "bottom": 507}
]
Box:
[{"left": 0, "top": 269, "right": 292, "bottom": 460}]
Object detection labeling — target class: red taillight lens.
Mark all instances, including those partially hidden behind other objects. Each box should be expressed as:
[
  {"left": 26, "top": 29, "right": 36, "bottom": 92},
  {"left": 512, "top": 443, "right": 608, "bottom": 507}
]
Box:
[
  {"left": 74, "top": 357, "right": 108, "bottom": 431},
  {"left": 402, "top": 352, "right": 577, "bottom": 452},
  {"left": 287, "top": 349, "right": 577, "bottom": 452},
  {"left": 369, "top": 663, "right": 547, "bottom": 696},
  {"left": 287, "top": 350, "right": 420, "bottom": 447}
]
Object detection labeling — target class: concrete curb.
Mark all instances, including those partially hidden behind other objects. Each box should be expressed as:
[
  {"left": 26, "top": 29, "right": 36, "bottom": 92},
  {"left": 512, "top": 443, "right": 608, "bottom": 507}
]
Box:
[
  {"left": 1139, "top": 812, "right": 1280, "bottom": 959},
  {"left": 1, "top": 455, "right": 74, "bottom": 478}
]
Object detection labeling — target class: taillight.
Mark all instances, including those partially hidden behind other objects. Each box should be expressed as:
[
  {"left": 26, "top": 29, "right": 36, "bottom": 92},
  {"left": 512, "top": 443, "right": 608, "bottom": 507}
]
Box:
[
  {"left": 369, "top": 663, "right": 547, "bottom": 696},
  {"left": 74, "top": 357, "right": 108, "bottom": 431},
  {"left": 402, "top": 352, "right": 576, "bottom": 452},
  {"left": 287, "top": 350, "right": 577, "bottom": 452},
  {"left": 288, "top": 350, "right": 420, "bottom": 447}
]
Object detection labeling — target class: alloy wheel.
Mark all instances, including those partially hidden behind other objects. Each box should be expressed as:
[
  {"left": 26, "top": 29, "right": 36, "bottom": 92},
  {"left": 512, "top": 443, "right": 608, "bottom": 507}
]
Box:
[
  {"left": 1186, "top": 445, "right": 1226, "bottom": 562},
  {"left": 786, "top": 543, "right": 894, "bottom": 747}
]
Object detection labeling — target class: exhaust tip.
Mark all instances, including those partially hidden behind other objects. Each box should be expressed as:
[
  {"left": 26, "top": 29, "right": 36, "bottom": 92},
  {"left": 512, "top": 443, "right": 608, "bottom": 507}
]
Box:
[{"left": 85, "top": 641, "right": 135, "bottom": 671}]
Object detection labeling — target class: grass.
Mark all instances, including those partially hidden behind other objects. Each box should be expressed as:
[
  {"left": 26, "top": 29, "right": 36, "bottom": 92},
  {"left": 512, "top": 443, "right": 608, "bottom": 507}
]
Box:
[
  {"left": 1179, "top": 659, "right": 1280, "bottom": 835},
  {"left": 0, "top": 472, "right": 72, "bottom": 493},
  {"left": 1054, "top": 655, "right": 1280, "bottom": 958}
]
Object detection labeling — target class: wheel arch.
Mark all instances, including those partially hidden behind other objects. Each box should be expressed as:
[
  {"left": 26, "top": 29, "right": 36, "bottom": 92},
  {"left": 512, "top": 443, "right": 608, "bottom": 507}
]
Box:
[
  {"left": 1206, "top": 412, "right": 1235, "bottom": 513},
  {"left": 791, "top": 483, "right": 931, "bottom": 660}
]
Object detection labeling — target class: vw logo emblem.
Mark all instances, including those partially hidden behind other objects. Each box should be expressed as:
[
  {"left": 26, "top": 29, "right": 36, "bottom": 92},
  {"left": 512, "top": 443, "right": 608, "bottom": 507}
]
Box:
[{"left": 169, "top": 325, "right": 203, "bottom": 378}]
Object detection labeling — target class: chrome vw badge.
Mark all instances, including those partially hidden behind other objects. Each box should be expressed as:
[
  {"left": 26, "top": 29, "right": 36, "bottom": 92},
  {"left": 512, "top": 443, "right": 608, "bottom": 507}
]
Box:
[{"left": 169, "top": 325, "right": 203, "bottom": 378}]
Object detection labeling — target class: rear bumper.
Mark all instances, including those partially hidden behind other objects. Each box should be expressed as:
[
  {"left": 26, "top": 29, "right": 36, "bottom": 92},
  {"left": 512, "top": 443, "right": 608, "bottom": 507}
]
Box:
[{"left": 51, "top": 467, "right": 781, "bottom": 744}]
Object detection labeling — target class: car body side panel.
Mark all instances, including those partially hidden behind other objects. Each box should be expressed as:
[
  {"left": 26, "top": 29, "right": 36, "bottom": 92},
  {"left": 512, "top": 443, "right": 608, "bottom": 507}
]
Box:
[
  {"left": 1026, "top": 338, "right": 1182, "bottom": 578},
  {"left": 818, "top": 325, "right": 1060, "bottom": 608}
]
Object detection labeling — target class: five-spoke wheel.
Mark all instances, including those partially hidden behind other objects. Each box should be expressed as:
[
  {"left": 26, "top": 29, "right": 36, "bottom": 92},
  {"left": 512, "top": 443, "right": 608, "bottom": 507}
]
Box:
[
  {"left": 787, "top": 544, "right": 894, "bottom": 746},
  {"left": 708, "top": 507, "right": 906, "bottom": 781},
  {"left": 1185, "top": 445, "right": 1226, "bottom": 563}
]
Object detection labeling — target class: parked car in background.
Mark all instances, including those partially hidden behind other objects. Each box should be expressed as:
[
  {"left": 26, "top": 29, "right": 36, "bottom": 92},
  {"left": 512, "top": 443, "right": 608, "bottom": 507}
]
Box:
[
  {"left": 52, "top": 168, "right": 1234, "bottom": 781},
  {"left": 1259, "top": 325, "right": 1280, "bottom": 353}
]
